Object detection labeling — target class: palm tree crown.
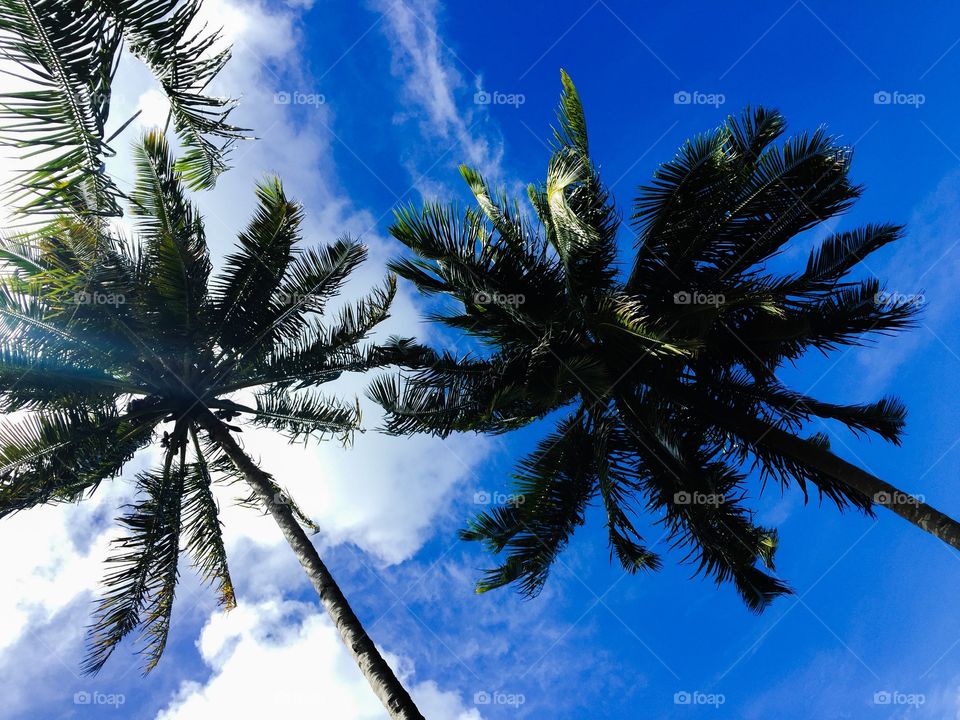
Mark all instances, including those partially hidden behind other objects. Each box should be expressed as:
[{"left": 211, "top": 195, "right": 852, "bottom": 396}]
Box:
[
  {"left": 372, "top": 71, "right": 941, "bottom": 611},
  {"left": 0, "top": 130, "right": 414, "bottom": 671}
]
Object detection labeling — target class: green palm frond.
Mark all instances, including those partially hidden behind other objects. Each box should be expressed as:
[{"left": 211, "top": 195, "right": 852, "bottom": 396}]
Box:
[
  {"left": 0, "top": 406, "right": 157, "bottom": 517},
  {"left": 0, "top": 0, "right": 247, "bottom": 217},
  {"left": 106, "top": 0, "right": 249, "bottom": 189},
  {"left": 131, "top": 131, "right": 211, "bottom": 339},
  {"left": 0, "top": 0, "right": 122, "bottom": 215},
  {"left": 461, "top": 411, "right": 598, "bottom": 596},
  {"left": 209, "top": 177, "right": 302, "bottom": 354},
  {"left": 84, "top": 447, "right": 185, "bottom": 674},
  {"left": 251, "top": 388, "right": 359, "bottom": 444},
  {"left": 182, "top": 429, "right": 235, "bottom": 609}
]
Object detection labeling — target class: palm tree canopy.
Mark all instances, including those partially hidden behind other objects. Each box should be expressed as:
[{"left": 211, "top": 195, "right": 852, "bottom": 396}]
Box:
[
  {"left": 0, "top": 130, "right": 421, "bottom": 672},
  {"left": 371, "top": 71, "right": 920, "bottom": 611},
  {"left": 0, "top": 0, "right": 248, "bottom": 217}
]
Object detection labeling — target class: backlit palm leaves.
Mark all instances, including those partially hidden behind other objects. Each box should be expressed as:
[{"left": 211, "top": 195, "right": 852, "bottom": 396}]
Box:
[
  {"left": 0, "top": 0, "right": 246, "bottom": 216},
  {"left": 0, "top": 130, "right": 412, "bottom": 672},
  {"left": 372, "top": 71, "right": 951, "bottom": 611}
]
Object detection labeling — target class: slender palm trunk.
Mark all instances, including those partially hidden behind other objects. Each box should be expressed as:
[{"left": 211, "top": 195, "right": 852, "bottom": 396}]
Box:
[
  {"left": 198, "top": 413, "right": 425, "bottom": 720},
  {"left": 737, "top": 414, "right": 960, "bottom": 550}
]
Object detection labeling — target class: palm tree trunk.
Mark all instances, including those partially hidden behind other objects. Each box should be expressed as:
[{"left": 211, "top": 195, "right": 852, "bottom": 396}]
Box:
[
  {"left": 197, "top": 413, "right": 425, "bottom": 720},
  {"left": 736, "top": 414, "right": 960, "bottom": 551}
]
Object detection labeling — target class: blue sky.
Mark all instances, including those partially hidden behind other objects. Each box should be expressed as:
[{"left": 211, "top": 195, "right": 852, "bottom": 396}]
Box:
[{"left": 3, "top": 1, "right": 960, "bottom": 718}]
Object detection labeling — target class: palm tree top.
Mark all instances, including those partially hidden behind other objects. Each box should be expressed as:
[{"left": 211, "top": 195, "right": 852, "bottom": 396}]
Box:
[
  {"left": 372, "top": 70, "right": 922, "bottom": 611},
  {"left": 0, "top": 130, "right": 421, "bottom": 672}
]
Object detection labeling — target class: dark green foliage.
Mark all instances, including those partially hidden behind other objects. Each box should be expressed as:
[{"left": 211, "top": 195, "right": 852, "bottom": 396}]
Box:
[{"left": 373, "top": 71, "right": 918, "bottom": 611}]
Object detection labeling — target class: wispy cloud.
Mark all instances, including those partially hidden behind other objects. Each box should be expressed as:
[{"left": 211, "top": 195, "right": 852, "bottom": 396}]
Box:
[{"left": 373, "top": 0, "right": 503, "bottom": 196}]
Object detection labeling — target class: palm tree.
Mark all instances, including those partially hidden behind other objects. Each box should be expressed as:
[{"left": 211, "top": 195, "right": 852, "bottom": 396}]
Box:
[
  {"left": 371, "top": 71, "right": 960, "bottom": 610},
  {"left": 0, "top": 131, "right": 425, "bottom": 718},
  {"left": 0, "top": 0, "right": 247, "bottom": 217}
]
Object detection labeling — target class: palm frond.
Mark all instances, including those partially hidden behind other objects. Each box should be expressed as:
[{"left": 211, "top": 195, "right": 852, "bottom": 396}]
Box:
[
  {"left": 181, "top": 428, "right": 235, "bottom": 609},
  {"left": 83, "top": 446, "right": 185, "bottom": 674},
  {"left": 97, "top": 0, "right": 249, "bottom": 189},
  {"left": 0, "top": 0, "right": 122, "bottom": 215}
]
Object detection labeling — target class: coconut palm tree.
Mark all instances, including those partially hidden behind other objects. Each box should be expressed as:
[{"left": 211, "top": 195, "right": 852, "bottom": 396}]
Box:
[
  {"left": 371, "top": 71, "right": 960, "bottom": 610},
  {"left": 0, "top": 130, "right": 425, "bottom": 718},
  {"left": 0, "top": 0, "right": 247, "bottom": 217}
]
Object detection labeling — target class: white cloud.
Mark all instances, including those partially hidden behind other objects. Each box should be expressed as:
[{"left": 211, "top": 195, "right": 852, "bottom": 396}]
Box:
[{"left": 156, "top": 599, "right": 482, "bottom": 720}]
